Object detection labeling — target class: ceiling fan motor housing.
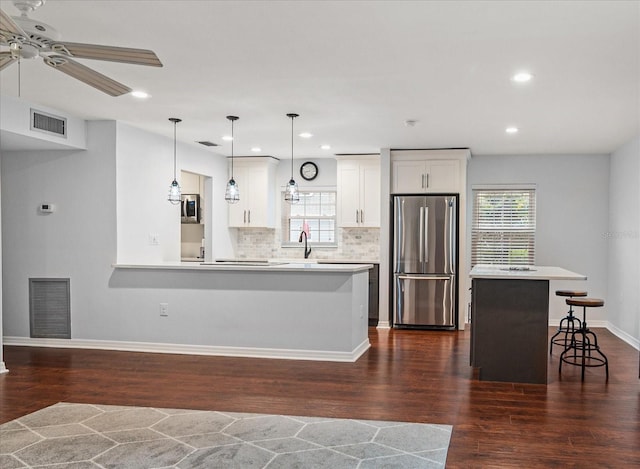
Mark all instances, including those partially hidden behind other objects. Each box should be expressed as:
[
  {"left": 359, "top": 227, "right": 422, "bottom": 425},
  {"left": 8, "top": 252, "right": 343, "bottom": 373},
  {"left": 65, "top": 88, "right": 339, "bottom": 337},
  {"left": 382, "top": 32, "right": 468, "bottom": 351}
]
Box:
[
  {"left": 12, "top": 16, "right": 61, "bottom": 42},
  {"left": 12, "top": 0, "right": 46, "bottom": 15}
]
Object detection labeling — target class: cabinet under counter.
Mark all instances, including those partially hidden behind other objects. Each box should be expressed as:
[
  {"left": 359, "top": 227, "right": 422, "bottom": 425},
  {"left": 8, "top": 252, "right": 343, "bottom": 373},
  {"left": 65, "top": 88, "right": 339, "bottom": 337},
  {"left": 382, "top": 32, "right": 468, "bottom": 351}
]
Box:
[
  {"left": 110, "top": 262, "right": 372, "bottom": 362},
  {"left": 469, "top": 265, "right": 586, "bottom": 384}
]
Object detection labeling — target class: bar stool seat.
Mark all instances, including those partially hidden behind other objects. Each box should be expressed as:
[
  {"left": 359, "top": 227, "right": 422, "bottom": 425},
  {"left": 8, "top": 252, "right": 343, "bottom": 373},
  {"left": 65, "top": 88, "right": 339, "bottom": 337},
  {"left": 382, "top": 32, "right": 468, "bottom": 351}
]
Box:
[
  {"left": 550, "top": 290, "right": 588, "bottom": 354},
  {"left": 559, "top": 297, "right": 609, "bottom": 381}
]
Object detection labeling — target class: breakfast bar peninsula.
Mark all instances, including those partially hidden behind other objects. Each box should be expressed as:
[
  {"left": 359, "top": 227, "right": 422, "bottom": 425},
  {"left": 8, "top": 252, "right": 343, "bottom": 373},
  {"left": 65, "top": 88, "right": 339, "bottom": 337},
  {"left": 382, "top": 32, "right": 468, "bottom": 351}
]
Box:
[
  {"left": 469, "top": 265, "right": 586, "bottom": 384},
  {"left": 110, "top": 262, "right": 372, "bottom": 362}
]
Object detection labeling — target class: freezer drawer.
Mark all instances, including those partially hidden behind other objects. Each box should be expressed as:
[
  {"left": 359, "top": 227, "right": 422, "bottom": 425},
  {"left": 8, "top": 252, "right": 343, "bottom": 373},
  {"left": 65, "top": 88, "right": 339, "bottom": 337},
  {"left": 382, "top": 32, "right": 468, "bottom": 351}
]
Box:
[{"left": 394, "top": 274, "right": 455, "bottom": 328}]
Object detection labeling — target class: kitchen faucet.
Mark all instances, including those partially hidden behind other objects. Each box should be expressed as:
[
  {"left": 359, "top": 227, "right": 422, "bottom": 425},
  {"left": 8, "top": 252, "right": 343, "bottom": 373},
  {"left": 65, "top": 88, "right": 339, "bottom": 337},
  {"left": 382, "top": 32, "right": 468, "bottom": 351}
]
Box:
[{"left": 298, "top": 230, "right": 312, "bottom": 259}]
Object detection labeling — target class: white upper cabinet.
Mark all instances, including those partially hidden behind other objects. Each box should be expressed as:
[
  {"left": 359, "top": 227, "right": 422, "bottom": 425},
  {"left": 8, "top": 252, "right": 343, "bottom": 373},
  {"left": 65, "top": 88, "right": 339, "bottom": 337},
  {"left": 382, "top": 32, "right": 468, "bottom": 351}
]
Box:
[
  {"left": 228, "top": 157, "right": 278, "bottom": 228},
  {"left": 391, "top": 150, "right": 467, "bottom": 194},
  {"left": 337, "top": 156, "right": 380, "bottom": 228}
]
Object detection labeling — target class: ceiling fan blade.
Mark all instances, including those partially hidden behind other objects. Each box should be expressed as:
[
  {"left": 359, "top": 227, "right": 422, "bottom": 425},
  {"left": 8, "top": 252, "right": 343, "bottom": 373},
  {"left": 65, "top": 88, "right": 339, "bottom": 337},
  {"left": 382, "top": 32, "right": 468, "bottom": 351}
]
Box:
[
  {"left": 52, "top": 42, "right": 163, "bottom": 67},
  {"left": 0, "top": 7, "right": 28, "bottom": 39},
  {"left": 0, "top": 51, "right": 18, "bottom": 70},
  {"left": 43, "top": 55, "right": 132, "bottom": 96}
]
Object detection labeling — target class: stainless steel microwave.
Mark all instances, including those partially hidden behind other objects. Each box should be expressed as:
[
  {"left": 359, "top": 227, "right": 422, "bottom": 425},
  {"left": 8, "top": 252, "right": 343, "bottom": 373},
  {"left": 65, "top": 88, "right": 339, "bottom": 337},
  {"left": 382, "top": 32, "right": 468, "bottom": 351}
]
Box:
[{"left": 181, "top": 194, "right": 200, "bottom": 223}]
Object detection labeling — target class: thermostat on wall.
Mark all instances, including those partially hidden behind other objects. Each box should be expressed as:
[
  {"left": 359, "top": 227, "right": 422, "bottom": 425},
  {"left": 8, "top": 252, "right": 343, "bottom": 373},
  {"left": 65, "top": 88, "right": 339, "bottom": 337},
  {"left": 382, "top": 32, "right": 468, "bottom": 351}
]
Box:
[{"left": 39, "top": 203, "right": 55, "bottom": 213}]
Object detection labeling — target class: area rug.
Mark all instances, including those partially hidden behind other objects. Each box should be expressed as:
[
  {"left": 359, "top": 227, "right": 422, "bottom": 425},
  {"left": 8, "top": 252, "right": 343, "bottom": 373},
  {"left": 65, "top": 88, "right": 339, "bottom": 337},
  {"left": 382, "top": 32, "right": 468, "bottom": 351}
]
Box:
[{"left": 0, "top": 403, "right": 452, "bottom": 468}]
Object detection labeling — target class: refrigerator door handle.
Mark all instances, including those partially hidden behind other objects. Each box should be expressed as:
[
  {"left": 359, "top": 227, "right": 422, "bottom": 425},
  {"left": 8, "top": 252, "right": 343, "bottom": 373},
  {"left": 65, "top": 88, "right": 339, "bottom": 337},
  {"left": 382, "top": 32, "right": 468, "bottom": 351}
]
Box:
[
  {"left": 418, "top": 207, "right": 425, "bottom": 263},
  {"left": 398, "top": 275, "right": 451, "bottom": 280},
  {"left": 423, "top": 206, "right": 429, "bottom": 264},
  {"left": 449, "top": 198, "right": 456, "bottom": 274}
]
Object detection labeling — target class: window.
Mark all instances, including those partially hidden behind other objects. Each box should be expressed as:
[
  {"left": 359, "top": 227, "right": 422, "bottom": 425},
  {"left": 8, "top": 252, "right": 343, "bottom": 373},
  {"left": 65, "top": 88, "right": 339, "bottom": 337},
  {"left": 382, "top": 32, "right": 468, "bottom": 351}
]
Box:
[
  {"left": 282, "top": 191, "right": 337, "bottom": 246},
  {"left": 471, "top": 187, "right": 536, "bottom": 266}
]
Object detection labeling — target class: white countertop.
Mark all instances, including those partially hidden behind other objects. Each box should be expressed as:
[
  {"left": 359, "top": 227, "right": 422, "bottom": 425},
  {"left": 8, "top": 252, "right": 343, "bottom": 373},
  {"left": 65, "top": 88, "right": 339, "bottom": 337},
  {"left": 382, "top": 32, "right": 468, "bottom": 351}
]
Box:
[
  {"left": 469, "top": 264, "right": 586, "bottom": 280},
  {"left": 212, "top": 258, "right": 380, "bottom": 264},
  {"left": 113, "top": 262, "right": 373, "bottom": 273}
]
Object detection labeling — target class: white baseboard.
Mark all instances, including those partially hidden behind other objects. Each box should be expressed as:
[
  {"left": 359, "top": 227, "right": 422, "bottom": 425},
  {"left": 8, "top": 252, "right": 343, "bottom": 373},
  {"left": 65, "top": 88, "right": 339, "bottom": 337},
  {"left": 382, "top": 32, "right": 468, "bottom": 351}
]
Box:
[
  {"left": 606, "top": 322, "right": 640, "bottom": 350},
  {"left": 547, "top": 320, "right": 639, "bottom": 350},
  {"left": 548, "top": 319, "right": 609, "bottom": 328},
  {"left": 2, "top": 337, "right": 371, "bottom": 363},
  {"left": 0, "top": 361, "right": 8, "bottom": 374}
]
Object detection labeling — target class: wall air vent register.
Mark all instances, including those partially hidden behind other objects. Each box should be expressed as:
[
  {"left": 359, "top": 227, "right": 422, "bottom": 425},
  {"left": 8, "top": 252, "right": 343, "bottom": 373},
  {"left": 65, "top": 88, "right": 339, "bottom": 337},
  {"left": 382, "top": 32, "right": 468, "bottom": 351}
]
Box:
[
  {"left": 30, "top": 108, "right": 67, "bottom": 138},
  {"left": 29, "top": 278, "right": 71, "bottom": 339}
]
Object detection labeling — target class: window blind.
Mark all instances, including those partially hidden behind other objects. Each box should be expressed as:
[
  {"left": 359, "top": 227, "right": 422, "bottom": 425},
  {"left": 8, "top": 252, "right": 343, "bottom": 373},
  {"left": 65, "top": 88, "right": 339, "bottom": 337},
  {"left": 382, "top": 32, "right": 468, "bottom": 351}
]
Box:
[{"left": 471, "top": 188, "right": 536, "bottom": 266}]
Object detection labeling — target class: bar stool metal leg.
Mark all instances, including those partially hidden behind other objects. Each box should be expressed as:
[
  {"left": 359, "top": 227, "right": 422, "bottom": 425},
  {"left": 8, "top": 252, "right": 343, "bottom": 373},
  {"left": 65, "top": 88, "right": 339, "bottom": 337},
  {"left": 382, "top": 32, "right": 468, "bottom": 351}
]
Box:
[
  {"left": 550, "top": 290, "right": 586, "bottom": 354},
  {"left": 559, "top": 298, "right": 608, "bottom": 381}
]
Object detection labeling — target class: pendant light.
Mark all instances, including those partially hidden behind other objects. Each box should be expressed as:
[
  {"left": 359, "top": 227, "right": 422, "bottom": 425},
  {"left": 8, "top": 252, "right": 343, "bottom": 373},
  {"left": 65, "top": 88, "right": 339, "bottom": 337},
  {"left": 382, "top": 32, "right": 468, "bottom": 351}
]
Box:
[
  {"left": 284, "top": 113, "right": 300, "bottom": 203},
  {"left": 225, "top": 115, "right": 240, "bottom": 204},
  {"left": 167, "top": 117, "right": 182, "bottom": 205}
]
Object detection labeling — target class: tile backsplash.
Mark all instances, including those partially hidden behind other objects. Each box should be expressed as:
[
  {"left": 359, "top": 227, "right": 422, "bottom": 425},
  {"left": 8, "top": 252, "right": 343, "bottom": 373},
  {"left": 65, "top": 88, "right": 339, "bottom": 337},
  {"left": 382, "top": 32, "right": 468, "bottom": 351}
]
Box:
[{"left": 233, "top": 227, "right": 380, "bottom": 261}]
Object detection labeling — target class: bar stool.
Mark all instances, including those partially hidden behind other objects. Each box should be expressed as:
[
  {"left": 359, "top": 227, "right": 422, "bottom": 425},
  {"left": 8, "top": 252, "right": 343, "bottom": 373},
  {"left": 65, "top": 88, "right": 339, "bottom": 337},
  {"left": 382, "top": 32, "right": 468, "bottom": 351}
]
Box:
[
  {"left": 549, "top": 289, "right": 587, "bottom": 354},
  {"left": 559, "top": 298, "right": 609, "bottom": 381}
]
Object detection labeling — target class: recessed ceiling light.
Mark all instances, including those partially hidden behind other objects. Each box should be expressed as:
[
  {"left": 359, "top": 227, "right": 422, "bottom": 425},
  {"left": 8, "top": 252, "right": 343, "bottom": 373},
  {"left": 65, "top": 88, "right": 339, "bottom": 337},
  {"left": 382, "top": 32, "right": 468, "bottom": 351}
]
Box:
[
  {"left": 251, "top": 147, "right": 261, "bottom": 152},
  {"left": 320, "top": 144, "right": 331, "bottom": 150},
  {"left": 131, "top": 90, "right": 150, "bottom": 98},
  {"left": 299, "top": 132, "right": 313, "bottom": 138},
  {"left": 512, "top": 72, "right": 533, "bottom": 83},
  {"left": 505, "top": 126, "right": 519, "bottom": 134},
  {"left": 222, "top": 135, "right": 233, "bottom": 141}
]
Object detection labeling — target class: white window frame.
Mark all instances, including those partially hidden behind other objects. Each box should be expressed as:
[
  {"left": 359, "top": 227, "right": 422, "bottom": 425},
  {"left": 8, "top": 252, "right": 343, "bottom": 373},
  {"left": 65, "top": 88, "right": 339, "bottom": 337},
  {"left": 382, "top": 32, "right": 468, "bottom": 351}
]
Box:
[
  {"left": 281, "top": 189, "right": 338, "bottom": 247},
  {"left": 471, "top": 185, "right": 536, "bottom": 267}
]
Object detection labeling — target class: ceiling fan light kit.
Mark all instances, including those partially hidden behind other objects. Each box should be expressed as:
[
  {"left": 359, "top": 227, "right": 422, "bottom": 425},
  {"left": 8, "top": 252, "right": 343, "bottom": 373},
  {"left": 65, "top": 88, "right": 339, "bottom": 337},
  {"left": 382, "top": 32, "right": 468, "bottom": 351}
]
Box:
[{"left": 0, "top": 0, "right": 163, "bottom": 96}]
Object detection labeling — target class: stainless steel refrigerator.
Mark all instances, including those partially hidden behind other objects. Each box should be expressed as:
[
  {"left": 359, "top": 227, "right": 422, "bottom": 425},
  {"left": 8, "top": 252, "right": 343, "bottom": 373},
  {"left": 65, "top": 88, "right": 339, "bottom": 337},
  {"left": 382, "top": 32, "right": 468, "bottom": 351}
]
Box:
[{"left": 393, "top": 195, "right": 457, "bottom": 329}]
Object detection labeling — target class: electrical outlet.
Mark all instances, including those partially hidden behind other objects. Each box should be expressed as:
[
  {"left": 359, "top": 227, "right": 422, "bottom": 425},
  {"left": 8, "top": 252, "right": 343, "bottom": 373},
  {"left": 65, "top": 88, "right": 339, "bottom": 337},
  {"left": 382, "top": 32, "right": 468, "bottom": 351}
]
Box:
[
  {"left": 149, "top": 233, "right": 160, "bottom": 245},
  {"left": 159, "top": 303, "right": 169, "bottom": 317}
]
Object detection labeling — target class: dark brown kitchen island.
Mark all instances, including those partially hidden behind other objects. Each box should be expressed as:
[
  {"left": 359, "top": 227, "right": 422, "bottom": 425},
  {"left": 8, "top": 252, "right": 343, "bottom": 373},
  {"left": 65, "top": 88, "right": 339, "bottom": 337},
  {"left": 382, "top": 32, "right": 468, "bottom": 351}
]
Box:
[{"left": 469, "top": 265, "right": 586, "bottom": 384}]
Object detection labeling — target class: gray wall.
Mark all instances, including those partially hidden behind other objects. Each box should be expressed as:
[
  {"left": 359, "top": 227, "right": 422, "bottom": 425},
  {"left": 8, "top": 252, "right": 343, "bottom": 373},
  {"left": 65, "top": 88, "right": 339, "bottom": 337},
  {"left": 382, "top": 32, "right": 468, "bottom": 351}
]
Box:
[
  {"left": 0, "top": 155, "right": 4, "bottom": 372},
  {"left": 607, "top": 136, "right": 640, "bottom": 342},
  {"left": 1, "top": 121, "right": 233, "bottom": 342},
  {"left": 467, "top": 154, "right": 610, "bottom": 323},
  {"left": 2, "top": 122, "right": 118, "bottom": 339}
]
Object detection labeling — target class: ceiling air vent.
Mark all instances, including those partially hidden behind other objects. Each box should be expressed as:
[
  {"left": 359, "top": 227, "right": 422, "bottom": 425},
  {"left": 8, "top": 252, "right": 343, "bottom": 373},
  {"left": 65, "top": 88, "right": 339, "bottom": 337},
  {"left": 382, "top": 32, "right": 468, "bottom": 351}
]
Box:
[
  {"left": 197, "top": 140, "right": 219, "bottom": 147},
  {"left": 30, "top": 108, "right": 67, "bottom": 138}
]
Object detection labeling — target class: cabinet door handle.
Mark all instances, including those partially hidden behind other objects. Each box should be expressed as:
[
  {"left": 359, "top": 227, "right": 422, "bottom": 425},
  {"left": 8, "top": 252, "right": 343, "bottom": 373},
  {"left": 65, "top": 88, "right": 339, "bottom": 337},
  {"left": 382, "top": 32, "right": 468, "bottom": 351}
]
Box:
[
  {"left": 426, "top": 173, "right": 429, "bottom": 188},
  {"left": 248, "top": 210, "right": 251, "bottom": 224},
  {"left": 356, "top": 209, "right": 359, "bottom": 223},
  {"left": 360, "top": 209, "right": 364, "bottom": 224},
  {"left": 421, "top": 174, "right": 425, "bottom": 188},
  {"left": 243, "top": 210, "right": 246, "bottom": 223}
]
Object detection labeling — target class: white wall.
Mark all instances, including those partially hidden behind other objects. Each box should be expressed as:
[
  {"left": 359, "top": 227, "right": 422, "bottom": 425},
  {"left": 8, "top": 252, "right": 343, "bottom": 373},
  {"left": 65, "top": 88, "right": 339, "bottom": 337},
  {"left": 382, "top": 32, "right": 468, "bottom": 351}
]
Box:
[
  {"left": 2, "top": 120, "right": 233, "bottom": 343},
  {"left": 275, "top": 157, "right": 337, "bottom": 189},
  {"left": 0, "top": 154, "right": 5, "bottom": 373},
  {"left": 115, "top": 122, "right": 233, "bottom": 263},
  {"left": 2, "top": 121, "right": 118, "bottom": 338},
  {"left": 0, "top": 95, "right": 87, "bottom": 150},
  {"left": 467, "top": 154, "right": 610, "bottom": 323},
  {"left": 607, "top": 136, "right": 639, "bottom": 344}
]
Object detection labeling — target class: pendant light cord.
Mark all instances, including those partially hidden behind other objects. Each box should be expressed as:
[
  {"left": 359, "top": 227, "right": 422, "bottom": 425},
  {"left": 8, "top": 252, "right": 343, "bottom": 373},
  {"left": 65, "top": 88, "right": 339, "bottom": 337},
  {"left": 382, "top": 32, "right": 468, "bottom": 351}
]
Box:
[
  {"left": 173, "top": 120, "right": 177, "bottom": 180},
  {"left": 231, "top": 119, "right": 234, "bottom": 178},
  {"left": 290, "top": 116, "right": 294, "bottom": 178}
]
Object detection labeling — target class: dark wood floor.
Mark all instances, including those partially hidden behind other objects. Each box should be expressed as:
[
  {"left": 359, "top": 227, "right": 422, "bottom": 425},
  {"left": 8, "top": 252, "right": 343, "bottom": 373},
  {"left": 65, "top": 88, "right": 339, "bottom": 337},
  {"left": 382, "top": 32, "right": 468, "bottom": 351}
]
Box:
[{"left": 1, "top": 327, "right": 638, "bottom": 467}]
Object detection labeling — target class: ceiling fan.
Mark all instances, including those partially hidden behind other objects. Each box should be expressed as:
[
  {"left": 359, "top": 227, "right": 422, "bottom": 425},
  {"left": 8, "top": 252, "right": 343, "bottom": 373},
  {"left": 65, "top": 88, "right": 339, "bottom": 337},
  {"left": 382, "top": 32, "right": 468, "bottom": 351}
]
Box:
[{"left": 0, "top": 0, "right": 162, "bottom": 96}]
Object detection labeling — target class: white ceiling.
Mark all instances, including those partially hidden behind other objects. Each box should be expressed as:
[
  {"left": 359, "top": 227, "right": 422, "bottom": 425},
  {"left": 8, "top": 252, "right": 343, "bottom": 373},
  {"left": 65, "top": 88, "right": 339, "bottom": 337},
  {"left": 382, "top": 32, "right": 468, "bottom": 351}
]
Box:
[{"left": 1, "top": 0, "right": 638, "bottom": 158}]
